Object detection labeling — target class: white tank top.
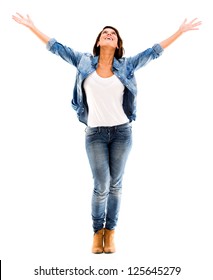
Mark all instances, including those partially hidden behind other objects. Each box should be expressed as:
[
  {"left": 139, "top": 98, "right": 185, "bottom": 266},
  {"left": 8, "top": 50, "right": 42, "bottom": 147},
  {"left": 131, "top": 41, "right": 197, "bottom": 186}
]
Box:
[{"left": 83, "top": 71, "right": 129, "bottom": 127}]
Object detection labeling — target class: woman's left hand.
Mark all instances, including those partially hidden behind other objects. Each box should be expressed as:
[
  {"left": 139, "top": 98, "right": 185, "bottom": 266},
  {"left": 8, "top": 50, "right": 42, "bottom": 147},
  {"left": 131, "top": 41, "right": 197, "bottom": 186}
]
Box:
[{"left": 179, "top": 18, "right": 202, "bottom": 33}]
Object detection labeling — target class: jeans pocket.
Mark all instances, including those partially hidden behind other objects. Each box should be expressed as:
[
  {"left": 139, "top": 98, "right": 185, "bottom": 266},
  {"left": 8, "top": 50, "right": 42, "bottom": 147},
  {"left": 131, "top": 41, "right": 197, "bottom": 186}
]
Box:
[
  {"left": 117, "top": 125, "right": 132, "bottom": 136},
  {"left": 85, "top": 127, "right": 99, "bottom": 136}
]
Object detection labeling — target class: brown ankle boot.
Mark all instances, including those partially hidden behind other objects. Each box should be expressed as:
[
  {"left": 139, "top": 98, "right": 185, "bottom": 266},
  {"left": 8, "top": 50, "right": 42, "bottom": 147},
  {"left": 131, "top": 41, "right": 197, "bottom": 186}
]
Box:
[
  {"left": 103, "top": 228, "right": 116, "bottom": 253},
  {"left": 92, "top": 228, "right": 104, "bottom": 254}
]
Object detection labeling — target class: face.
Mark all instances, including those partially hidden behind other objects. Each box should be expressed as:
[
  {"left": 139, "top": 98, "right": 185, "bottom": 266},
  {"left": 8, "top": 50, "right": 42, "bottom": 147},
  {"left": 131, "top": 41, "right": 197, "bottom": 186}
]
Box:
[{"left": 97, "top": 28, "right": 118, "bottom": 49}]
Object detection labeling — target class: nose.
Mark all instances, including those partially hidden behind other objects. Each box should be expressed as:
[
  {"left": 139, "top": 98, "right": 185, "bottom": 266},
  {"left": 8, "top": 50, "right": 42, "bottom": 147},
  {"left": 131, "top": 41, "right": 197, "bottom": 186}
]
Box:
[{"left": 106, "top": 31, "right": 113, "bottom": 36}]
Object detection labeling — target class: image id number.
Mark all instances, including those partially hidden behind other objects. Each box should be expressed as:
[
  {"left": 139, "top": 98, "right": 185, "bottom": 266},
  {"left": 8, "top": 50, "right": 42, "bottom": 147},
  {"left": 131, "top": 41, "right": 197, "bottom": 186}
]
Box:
[{"left": 128, "top": 266, "right": 181, "bottom": 276}]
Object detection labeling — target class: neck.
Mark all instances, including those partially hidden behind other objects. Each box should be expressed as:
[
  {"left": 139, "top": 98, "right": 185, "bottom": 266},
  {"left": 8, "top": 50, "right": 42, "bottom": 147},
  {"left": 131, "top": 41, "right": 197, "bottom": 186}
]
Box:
[{"left": 98, "top": 48, "right": 114, "bottom": 65}]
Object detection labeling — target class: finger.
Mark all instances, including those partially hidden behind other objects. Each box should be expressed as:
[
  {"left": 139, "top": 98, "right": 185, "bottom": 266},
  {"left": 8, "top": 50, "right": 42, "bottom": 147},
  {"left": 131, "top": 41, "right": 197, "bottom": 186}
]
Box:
[
  {"left": 190, "top": 18, "right": 198, "bottom": 24},
  {"left": 12, "top": 17, "right": 21, "bottom": 23},
  {"left": 16, "top": 12, "right": 24, "bottom": 19},
  {"left": 12, "top": 15, "right": 20, "bottom": 21},
  {"left": 191, "top": 22, "right": 202, "bottom": 29},
  {"left": 12, "top": 15, "right": 24, "bottom": 24},
  {"left": 182, "top": 18, "right": 187, "bottom": 25},
  {"left": 193, "top": 21, "right": 202, "bottom": 26}
]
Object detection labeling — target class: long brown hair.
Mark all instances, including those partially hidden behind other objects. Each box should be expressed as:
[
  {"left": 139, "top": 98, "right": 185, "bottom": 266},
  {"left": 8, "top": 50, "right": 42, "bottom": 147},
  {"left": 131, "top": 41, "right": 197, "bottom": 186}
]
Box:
[{"left": 93, "top": 26, "right": 124, "bottom": 59}]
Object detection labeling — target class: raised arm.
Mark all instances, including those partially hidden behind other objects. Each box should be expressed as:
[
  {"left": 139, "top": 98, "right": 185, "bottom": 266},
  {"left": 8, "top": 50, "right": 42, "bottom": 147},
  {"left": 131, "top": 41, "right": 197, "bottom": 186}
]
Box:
[
  {"left": 12, "top": 13, "right": 50, "bottom": 44},
  {"left": 159, "top": 18, "right": 202, "bottom": 49}
]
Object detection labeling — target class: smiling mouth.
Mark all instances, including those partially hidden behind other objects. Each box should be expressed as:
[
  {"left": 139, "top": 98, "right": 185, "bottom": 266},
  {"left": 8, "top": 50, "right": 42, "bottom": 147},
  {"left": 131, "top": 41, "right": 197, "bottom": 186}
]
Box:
[{"left": 105, "top": 37, "right": 113, "bottom": 41}]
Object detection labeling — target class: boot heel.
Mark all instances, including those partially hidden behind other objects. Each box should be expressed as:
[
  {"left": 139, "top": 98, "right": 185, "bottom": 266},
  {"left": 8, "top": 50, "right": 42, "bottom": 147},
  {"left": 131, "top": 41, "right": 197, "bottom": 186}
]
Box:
[
  {"left": 103, "top": 228, "right": 116, "bottom": 253},
  {"left": 92, "top": 228, "right": 104, "bottom": 254}
]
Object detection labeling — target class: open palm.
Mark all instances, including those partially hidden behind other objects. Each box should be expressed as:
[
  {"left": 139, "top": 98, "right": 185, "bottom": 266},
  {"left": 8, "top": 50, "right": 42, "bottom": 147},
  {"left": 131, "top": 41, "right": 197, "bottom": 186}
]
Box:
[
  {"left": 12, "top": 13, "right": 34, "bottom": 28},
  {"left": 179, "top": 18, "right": 202, "bottom": 33}
]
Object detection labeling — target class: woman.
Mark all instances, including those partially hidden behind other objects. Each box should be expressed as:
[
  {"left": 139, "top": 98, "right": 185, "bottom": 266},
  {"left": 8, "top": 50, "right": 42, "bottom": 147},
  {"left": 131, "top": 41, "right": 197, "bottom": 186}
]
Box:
[{"left": 12, "top": 13, "right": 201, "bottom": 254}]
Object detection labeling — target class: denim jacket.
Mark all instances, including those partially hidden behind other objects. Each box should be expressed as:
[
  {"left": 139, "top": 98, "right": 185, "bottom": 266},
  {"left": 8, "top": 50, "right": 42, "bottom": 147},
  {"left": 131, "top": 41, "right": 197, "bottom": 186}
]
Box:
[{"left": 47, "top": 38, "right": 164, "bottom": 125}]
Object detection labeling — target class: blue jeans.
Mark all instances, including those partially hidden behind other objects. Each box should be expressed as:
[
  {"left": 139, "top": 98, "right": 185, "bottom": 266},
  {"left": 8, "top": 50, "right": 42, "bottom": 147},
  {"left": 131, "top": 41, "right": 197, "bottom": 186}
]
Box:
[{"left": 85, "top": 122, "right": 132, "bottom": 232}]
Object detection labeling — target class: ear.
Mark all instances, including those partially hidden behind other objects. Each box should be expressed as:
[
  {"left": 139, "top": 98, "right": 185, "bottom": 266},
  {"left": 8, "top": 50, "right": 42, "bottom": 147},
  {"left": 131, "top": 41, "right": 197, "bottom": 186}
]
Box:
[{"left": 97, "top": 41, "right": 100, "bottom": 47}]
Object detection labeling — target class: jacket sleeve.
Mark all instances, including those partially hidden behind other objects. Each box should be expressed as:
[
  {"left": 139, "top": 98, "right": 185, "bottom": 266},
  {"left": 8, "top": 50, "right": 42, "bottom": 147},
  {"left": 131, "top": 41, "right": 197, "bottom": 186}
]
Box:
[
  {"left": 129, "top": 43, "right": 164, "bottom": 71},
  {"left": 46, "top": 38, "right": 83, "bottom": 67}
]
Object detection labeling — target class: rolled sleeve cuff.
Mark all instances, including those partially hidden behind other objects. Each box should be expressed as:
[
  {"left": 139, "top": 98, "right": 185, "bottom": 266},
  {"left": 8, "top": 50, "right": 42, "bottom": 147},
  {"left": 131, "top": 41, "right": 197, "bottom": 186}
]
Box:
[
  {"left": 152, "top": 43, "right": 164, "bottom": 58},
  {"left": 46, "top": 38, "right": 57, "bottom": 51}
]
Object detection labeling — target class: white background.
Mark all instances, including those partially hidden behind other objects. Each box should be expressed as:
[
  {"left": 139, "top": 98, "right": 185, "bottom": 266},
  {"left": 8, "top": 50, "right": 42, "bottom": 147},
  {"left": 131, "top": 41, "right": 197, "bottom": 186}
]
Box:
[{"left": 0, "top": 0, "right": 212, "bottom": 279}]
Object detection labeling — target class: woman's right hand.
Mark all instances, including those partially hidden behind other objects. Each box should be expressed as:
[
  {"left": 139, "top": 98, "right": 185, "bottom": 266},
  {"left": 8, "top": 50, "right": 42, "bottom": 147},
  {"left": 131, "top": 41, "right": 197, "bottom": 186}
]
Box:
[
  {"left": 12, "top": 13, "right": 34, "bottom": 29},
  {"left": 12, "top": 12, "right": 50, "bottom": 44}
]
